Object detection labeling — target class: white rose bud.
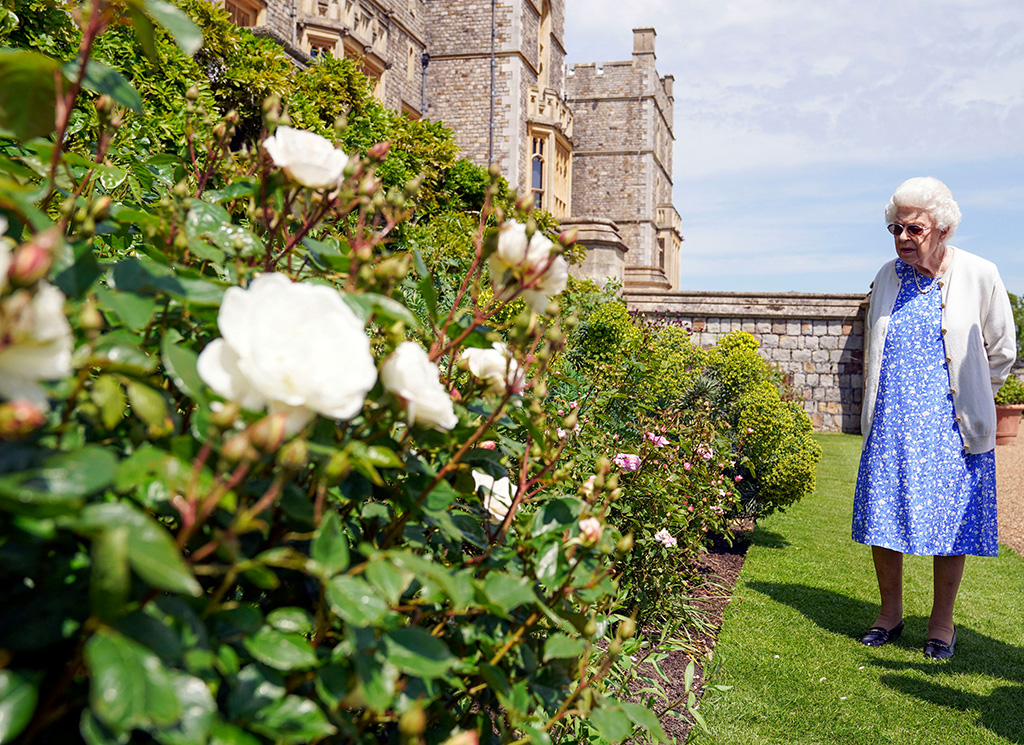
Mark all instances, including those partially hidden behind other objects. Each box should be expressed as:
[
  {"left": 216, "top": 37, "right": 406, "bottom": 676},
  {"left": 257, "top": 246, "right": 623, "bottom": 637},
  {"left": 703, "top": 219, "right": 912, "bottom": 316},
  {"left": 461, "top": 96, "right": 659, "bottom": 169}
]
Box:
[
  {"left": 197, "top": 273, "right": 376, "bottom": 434},
  {"left": 381, "top": 341, "right": 458, "bottom": 430},
  {"left": 0, "top": 283, "right": 73, "bottom": 407},
  {"left": 460, "top": 342, "right": 525, "bottom": 395},
  {"left": 472, "top": 469, "right": 517, "bottom": 522},
  {"left": 263, "top": 126, "right": 349, "bottom": 189}
]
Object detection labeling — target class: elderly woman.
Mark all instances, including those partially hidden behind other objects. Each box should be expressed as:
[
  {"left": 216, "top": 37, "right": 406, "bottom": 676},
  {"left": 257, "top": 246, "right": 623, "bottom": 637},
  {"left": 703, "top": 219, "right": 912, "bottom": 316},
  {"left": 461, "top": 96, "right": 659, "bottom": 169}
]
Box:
[{"left": 851, "top": 177, "right": 1016, "bottom": 660}]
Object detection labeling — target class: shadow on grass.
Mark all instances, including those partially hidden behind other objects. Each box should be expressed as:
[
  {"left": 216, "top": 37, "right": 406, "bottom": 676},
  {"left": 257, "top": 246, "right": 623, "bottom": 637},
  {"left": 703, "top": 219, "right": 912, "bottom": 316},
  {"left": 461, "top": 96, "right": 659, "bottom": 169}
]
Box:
[
  {"left": 747, "top": 581, "right": 1024, "bottom": 743},
  {"left": 748, "top": 529, "right": 791, "bottom": 550}
]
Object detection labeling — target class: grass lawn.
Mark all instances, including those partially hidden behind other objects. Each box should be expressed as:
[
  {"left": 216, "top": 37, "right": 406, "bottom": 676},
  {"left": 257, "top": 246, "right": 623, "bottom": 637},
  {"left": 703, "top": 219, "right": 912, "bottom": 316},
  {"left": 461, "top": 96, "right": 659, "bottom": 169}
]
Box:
[{"left": 697, "top": 433, "right": 1024, "bottom": 745}]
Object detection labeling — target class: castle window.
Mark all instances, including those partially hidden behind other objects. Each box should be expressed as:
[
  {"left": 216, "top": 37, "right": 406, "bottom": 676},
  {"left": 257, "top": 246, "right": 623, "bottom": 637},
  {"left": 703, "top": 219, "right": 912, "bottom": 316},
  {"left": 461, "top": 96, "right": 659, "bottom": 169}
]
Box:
[
  {"left": 528, "top": 124, "right": 571, "bottom": 217},
  {"left": 306, "top": 31, "right": 340, "bottom": 59},
  {"left": 531, "top": 136, "right": 545, "bottom": 206},
  {"left": 345, "top": 38, "right": 386, "bottom": 100},
  {"left": 224, "top": 0, "right": 265, "bottom": 27}
]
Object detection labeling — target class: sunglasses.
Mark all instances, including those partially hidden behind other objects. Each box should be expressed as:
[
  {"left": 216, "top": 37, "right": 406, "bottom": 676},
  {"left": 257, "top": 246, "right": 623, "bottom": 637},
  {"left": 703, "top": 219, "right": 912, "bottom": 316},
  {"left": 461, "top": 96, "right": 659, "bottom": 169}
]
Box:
[{"left": 887, "top": 223, "right": 926, "bottom": 237}]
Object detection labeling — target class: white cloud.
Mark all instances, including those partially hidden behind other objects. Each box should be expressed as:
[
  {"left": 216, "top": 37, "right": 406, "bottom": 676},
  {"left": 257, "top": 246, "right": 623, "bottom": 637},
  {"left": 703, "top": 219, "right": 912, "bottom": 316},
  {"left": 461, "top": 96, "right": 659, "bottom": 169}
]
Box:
[{"left": 564, "top": 0, "right": 1024, "bottom": 292}]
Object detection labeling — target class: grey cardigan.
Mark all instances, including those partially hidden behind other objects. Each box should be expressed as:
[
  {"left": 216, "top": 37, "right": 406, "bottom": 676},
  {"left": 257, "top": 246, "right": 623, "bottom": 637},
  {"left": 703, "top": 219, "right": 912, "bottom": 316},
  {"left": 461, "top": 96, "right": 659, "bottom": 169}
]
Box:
[{"left": 862, "top": 247, "right": 1016, "bottom": 454}]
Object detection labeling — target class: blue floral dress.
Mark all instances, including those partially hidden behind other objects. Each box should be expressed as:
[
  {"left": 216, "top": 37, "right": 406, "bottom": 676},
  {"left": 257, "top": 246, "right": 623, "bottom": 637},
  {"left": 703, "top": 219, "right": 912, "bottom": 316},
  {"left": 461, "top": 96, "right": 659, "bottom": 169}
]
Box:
[{"left": 851, "top": 260, "right": 998, "bottom": 556}]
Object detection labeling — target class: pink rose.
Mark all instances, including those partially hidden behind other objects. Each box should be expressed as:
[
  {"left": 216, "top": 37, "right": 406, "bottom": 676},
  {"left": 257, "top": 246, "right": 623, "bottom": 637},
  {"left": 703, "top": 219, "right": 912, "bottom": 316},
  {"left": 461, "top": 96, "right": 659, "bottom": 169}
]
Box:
[
  {"left": 653, "top": 528, "right": 677, "bottom": 548},
  {"left": 735, "top": 475, "right": 743, "bottom": 482},
  {"left": 645, "top": 432, "right": 669, "bottom": 447},
  {"left": 479, "top": 440, "right": 497, "bottom": 450},
  {"left": 579, "top": 517, "right": 602, "bottom": 545},
  {"left": 683, "top": 462, "right": 691, "bottom": 471},
  {"left": 612, "top": 453, "right": 641, "bottom": 472}
]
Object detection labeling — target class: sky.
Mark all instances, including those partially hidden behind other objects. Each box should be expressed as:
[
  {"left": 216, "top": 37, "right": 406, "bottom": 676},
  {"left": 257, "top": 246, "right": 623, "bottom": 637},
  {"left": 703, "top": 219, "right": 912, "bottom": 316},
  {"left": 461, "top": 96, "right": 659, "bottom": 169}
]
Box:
[{"left": 563, "top": 0, "right": 1024, "bottom": 295}]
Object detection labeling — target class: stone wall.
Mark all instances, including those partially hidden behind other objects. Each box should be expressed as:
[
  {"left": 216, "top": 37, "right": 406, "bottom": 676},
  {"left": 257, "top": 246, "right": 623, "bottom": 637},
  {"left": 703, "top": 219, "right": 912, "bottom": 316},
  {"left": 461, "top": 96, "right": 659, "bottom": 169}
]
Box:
[{"left": 626, "top": 291, "right": 870, "bottom": 433}]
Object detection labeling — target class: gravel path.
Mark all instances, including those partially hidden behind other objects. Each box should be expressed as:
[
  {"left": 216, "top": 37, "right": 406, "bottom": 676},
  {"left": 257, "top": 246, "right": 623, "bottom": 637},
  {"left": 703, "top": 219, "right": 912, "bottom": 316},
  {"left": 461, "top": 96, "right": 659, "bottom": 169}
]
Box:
[{"left": 997, "top": 443, "right": 1024, "bottom": 555}]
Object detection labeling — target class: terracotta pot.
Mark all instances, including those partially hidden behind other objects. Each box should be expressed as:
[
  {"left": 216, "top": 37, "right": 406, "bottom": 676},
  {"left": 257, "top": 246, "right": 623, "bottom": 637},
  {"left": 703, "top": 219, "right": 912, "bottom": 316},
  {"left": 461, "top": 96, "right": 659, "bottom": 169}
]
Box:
[{"left": 995, "top": 404, "right": 1024, "bottom": 445}]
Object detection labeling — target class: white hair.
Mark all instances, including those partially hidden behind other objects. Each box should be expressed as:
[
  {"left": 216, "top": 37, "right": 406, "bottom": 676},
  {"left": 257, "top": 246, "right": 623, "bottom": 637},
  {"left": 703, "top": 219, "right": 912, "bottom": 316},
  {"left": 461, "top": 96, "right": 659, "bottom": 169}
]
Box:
[{"left": 884, "top": 177, "right": 961, "bottom": 240}]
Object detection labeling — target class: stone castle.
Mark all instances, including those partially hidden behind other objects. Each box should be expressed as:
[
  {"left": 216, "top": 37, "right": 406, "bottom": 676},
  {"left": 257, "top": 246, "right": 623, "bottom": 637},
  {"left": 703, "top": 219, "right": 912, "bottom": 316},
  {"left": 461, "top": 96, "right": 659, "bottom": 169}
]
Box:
[{"left": 223, "top": 0, "right": 682, "bottom": 291}]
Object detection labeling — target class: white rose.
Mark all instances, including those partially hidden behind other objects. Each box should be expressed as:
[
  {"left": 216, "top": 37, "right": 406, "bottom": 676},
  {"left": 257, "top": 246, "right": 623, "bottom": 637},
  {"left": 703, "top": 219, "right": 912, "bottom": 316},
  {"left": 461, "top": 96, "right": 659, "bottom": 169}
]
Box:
[
  {"left": 0, "top": 283, "right": 74, "bottom": 406},
  {"left": 489, "top": 220, "right": 568, "bottom": 312},
  {"left": 197, "top": 273, "right": 376, "bottom": 434},
  {"left": 472, "top": 469, "right": 517, "bottom": 522},
  {"left": 460, "top": 342, "right": 525, "bottom": 395},
  {"left": 263, "top": 126, "right": 349, "bottom": 190},
  {"left": 380, "top": 341, "right": 458, "bottom": 430}
]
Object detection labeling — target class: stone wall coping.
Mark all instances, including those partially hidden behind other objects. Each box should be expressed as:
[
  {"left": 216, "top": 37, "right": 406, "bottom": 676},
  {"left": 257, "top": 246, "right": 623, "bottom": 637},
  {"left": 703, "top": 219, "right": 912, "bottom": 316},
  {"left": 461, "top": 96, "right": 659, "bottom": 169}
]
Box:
[{"left": 625, "top": 290, "right": 870, "bottom": 320}]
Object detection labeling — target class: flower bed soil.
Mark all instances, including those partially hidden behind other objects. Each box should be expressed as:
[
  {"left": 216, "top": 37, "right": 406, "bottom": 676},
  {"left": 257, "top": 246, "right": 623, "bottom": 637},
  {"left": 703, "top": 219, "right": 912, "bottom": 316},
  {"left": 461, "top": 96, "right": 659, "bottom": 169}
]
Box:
[{"left": 642, "top": 522, "right": 754, "bottom": 742}]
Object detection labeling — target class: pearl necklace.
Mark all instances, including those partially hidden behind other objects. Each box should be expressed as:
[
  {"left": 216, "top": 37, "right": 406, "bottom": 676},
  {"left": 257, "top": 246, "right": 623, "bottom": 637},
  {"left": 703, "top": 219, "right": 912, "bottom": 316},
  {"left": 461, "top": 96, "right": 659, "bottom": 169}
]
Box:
[
  {"left": 912, "top": 267, "right": 938, "bottom": 294},
  {"left": 910, "top": 245, "right": 949, "bottom": 294}
]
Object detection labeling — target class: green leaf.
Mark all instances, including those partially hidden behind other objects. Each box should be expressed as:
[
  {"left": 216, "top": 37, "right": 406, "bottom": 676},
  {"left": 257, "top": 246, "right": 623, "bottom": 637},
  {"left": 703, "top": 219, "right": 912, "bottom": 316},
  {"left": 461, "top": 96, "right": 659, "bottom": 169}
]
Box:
[
  {"left": 620, "top": 702, "right": 669, "bottom": 744},
  {"left": 266, "top": 608, "right": 314, "bottom": 634},
  {"left": 326, "top": 576, "right": 387, "bottom": 625},
  {"left": 90, "top": 526, "right": 131, "bottom": 621},
  {"left": 365, "top": 559, "right": 412, "bottom": 605},
  {"left": 532, "top": 497, "right": 581, "bottom": 535},
  {"left": 589, "top": 706, "right": 634, "bottom": 743},
  {"left": 0, "top": 50, "right": 58, "bottom": 140},
  {"left": 96, "top": 286, "right": 158, "bottom": 332},
  {"left": 125, "top": 381, "right": 169, "bottom": 430},
  {"left": 92, "top": 374, "right": 127, "bottom": 430},
  {"left": 185, "top": 200, "right": 231, "bottom": 238},
  {"left": 209, "top": 722, "right": 261, "bottom": 745},
  {"left": 413, "top": 248, "right": 437, "bottom": 319},
  {"left": 383, "top": 628, "right": 454, "bottom": 679},
  {"left": 310, "top": 511, "right": 349, "bottom": 575},
  {"left": 353, "top": 655, "right": 397, "bottom": 712},
  {"left": 142, "top": 0, "right": 203, "bottom": 55},
  {"left": 242, "top": 628, "right": 318, "bottom": 671},
  {"left": 52, "top": 241, "right": 101, "bottom": 299},
  {"left": 301, "top": 236, "right": 350, "bottom": 272},
  {"left": 0, "top": 670, "right": 39, "bottom": 744},
  {"left": 341, "top": 292, "right": 419, "bottom": 328},
  {"left": 0, "top": 445, "right": 117, "bottom": 515},
  {"left": 63, "top": 59, "right": 142, "bottom": 113},
  {"left": 153, "top": 672, "right": 216, "bottom": 745},
  {"left": 205, "top": 182, "right": 257, "bottom": 202},
  {"left": 126, "top": 7, "right": 159, "bottom": 63},
  {"left": 78, "top": 502, "right": 202, "bottom": 596},
  {"left": 89, "top": 330, "right": 159, "bottom": 374},
  {"left": 85, "top": 628, "right": 181, "bottom": 735},
  {"left": 249, "top": 696, "right": 336, "bottom": 744},
  {"left": 480, "top": 573, "right": 535, "bottom": 615},
  {"left": 160, "top": 338, "right": 206, "bottom": 401},
  {"left": 542, "top": 633, "right": 586, "bottom": 662}
]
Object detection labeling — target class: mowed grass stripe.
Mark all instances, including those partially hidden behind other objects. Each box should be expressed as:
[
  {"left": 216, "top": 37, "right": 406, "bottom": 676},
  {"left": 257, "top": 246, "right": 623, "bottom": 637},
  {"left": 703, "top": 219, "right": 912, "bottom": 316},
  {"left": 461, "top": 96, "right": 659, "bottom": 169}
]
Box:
[{"left": 698, "top": 433, "right": 1024, "bottom": 745}]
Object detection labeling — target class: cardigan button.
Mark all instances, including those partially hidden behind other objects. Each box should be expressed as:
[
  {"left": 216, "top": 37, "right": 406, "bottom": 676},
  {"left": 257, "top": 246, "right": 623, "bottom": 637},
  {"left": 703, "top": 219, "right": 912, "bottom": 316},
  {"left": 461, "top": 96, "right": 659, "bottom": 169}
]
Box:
[
  {"left": 941, "top": 328, "right": 947, "bottom": 334},
  {"left": 941, "top": 303, "right": 946, "bottom": 308},
  {"left": 956, "top": 416, "right": 962, "bottom": 422},
  {"left": 939, "top": 281, "right": 945, "bottom": 287},
  {"left": 950, "top": 388, "right": 957, "bottom": 394},
  {"left": 945, "top": 357, "right": 952, "bottom": 363}
]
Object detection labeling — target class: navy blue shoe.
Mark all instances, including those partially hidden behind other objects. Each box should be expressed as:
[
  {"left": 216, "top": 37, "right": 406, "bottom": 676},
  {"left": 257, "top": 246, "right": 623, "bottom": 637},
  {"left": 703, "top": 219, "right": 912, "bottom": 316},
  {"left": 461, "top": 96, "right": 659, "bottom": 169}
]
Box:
[
  {"left": 924, "top": 628, "right": 957, "bottom": 660},
  {"left": 859, "top": 620, "right": 904, "bottom": 647}
]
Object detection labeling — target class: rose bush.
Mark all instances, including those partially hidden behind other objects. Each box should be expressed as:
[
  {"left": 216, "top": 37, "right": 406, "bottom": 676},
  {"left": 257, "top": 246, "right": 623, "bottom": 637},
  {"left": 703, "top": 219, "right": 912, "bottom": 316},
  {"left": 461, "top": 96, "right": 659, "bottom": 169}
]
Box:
[{"left": 0, "top": 3, "right": 687, "bottom": 743}]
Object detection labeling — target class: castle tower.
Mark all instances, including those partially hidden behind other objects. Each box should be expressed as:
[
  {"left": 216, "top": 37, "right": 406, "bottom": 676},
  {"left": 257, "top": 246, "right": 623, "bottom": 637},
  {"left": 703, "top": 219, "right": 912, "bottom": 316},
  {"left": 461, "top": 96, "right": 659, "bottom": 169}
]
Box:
[
  {"left": 565, "top": 28, "right": 682, "bottom": 290},
  {"left": 422, "top": 0, "right": 574, "bottom": 218}
]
